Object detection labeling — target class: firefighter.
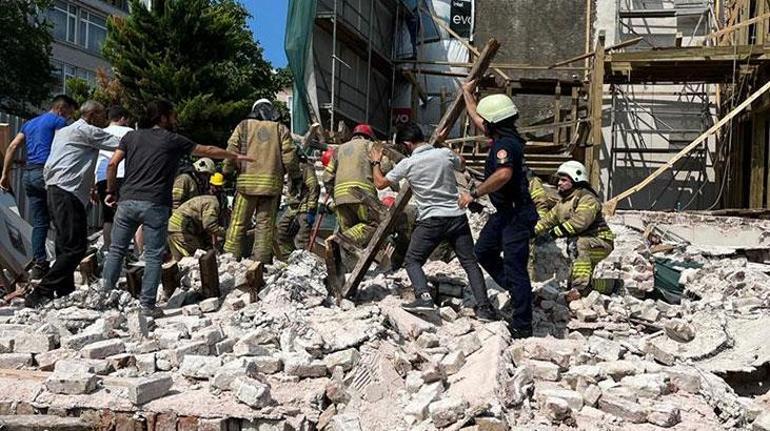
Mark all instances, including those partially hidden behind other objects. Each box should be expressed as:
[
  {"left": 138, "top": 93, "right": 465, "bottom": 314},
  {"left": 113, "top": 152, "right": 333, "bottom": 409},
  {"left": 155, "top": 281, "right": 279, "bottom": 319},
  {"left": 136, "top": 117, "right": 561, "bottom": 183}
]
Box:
[
  {"left": 167, "top": 173, "right": 227, "bottom": 260},
  {"left": 528, "top": 170, "right": 558, "bottom": 279},
  {"left": 276, "top": 148, "right": 321, "bottom": 256},
  {"left": 222, "top": 99, "right": 301, "bottom": 263},
  {"left": 322, "top": 124, "right": 391, "bottom": 247},
  {"left": 534, "top": 160, "right": 615, "bottom": 296},
  {"left": 172, "top": 157, "right": 215, "bottom": 209}
]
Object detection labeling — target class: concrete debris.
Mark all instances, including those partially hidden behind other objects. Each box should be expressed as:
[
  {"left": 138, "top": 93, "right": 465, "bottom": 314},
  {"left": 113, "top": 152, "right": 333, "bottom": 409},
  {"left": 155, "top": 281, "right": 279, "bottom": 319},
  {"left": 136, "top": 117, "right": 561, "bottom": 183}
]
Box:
[{"left": 1, "top": 211, "right": 768, "bottom": 430}]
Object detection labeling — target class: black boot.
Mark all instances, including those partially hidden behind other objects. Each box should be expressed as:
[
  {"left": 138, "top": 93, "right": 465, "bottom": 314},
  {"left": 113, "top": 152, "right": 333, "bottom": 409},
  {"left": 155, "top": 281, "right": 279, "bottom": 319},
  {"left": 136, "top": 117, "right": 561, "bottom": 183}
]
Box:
[
  {"left": 28, "top": 262, "right": 50, "bottom": 281},
  {"left": 509, "top": 325, "right": 533, "bottom": 340},
  {"left": 24, "top": 288, "right": 55, "bottom": 308},
  {"left": 401, "top": 292, "right": 436, "bottom": 314},
  {"left": 475, "top": 304, "right": 500, "bottom": 323}
]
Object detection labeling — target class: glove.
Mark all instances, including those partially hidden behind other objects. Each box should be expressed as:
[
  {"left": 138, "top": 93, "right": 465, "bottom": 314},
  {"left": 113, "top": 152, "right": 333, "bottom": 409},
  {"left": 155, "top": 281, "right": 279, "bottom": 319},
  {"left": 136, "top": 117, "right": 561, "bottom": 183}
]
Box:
[
  {"left": 287, "top": 217, "right": 300, "bottom": 237},
  {"left": 534, "top": 231, "right": 554, "bottom": 246},
  {"left": 289, "top": 177, "right": 303, "bottom": 198},
  {"left": 306, "top": 211, "right": 316, "bottom": 226},
  {"left": 551, "top": 224, "right": 569, "bottom": 238}
]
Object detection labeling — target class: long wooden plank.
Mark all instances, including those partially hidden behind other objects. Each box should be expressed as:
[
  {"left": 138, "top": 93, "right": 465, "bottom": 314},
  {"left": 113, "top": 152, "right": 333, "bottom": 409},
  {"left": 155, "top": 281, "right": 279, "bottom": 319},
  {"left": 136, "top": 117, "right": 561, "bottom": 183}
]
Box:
[
  {"left": 587, "top": 32, "right": 605, "bottom": 188},
  {"left": 605, "top": 79, "right": 770, "bottom": 215},
  {"left": 340, "top": 38, "right": 502, "bottom": 299},
  {"left": 709, "top": 12, "right": 770, "bottom": 41},
  {"left": 548, "top": 36, "right": 643, "bottom": 68}
]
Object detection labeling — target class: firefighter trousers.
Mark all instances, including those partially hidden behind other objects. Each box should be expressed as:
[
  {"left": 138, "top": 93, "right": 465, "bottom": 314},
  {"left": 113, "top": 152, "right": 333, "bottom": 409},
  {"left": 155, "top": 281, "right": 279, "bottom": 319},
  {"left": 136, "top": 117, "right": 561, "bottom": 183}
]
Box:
[{"left": 224, "top": 193, "right": 280, "bottom": 263}]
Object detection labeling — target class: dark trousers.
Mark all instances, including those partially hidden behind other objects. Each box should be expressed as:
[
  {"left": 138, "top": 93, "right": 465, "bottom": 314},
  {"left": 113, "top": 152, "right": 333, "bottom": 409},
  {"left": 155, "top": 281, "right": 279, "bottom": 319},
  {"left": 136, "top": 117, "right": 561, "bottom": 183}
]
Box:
[
  {"left": 404, "top": 215, "right": 490, "bottom": 307},
  {"left": 475, "top": 207, "right": 537, "bottom": 330},
  {"left": 22, "top": 166, "right": 49, "bottom": 263},
  {"left": 38, "top": 186, "right": 87, "bottom": 296}
]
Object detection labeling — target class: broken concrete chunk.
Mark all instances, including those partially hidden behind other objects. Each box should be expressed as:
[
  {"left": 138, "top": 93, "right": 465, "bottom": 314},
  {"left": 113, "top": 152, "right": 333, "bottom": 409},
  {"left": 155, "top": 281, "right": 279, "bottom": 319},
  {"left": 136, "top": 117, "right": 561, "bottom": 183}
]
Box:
[
  {"left": 45, "top": 371, "right": 97, "bottom": 395},
  {"left": 381, "top": 301, "right": 435, "bottom": 340},
  {"left": 0, "top": 353, "right": 33, "bottom": 369},
  {"left": 439, "top": 306, "right": 458, "bottom": 322},
  {"left": 135, "top": 353, "right": 156, "bottom": 374},
  {"left": 440, "top": 350, "right": 466, "bottom": 375},
  {"left": 194, "top": 326, "right": 224, "bottom": 346},
  {"left": 537, "top": 388, "right": 584, "bottom": 411},
  {"left": 545, "top": 396, "right": 572, "bottom": 422},
  {"left": 212, "top": 358, "right": 258, "bottom": 390},
  {"left": 36, "top": 348, "right": 77, "bottom": 371},
  {"left": 126, "top": 374, "right": 173, "bottom": 405},
  {"left": 127, "top": 311, "right": 149, "bottom": 339},
  {"left": 619, "top": 373, "right": 668, "bottom": 398},
  {"left": 663, "top": 319, "right": 695, "bottom": 343},
  {"left": 249, "top": 355, "right": 283, "bottom": 375},
  {"left": 329, "top": 414, "right": 363, "bottom": 431},
  {"left": 284, "top": 353, "right": 327, "bottom": 378},
  {"left": 754, "top": 412, "right": 770, "bottom": 431},
  {"left": 597, "top": 395, "right": 647, "bottom": 423},
  {"left": 62, "top": 332, "right": 105, "bottom": 350},
  {"left": 170, "top": 340, "right": 210, "bottom": 366},
  {"left": 647, "top": 403, "right": 681, "bottom": 428},
  {"left": 323, "top": 348, "right": 360, "bottom": 372},
  {"left": 583, "top": 384, "right": 602, "bottom": 407},
  {"left": 429, "top": 396, "right": 468, "bottom": 428},
  {"left": 663, "top": 366, "right": 701, "bottom": 393},
  {"left": 179, "top": 355, "right": 222, "bottom": 379},
  {"left": 596, "top": 360, "right": 640, "bottom": 380},
  {"left": 232, "top": 376, "right": 273, "bottom": 408},
  {"left": 405, "top": 371, "right": 424, "bottom": 393},
  {"left": 199, "top": 297, "right": 220, "bottom": 313},
  {"left": 80, "top": 339, "right": 125, "bottom": 359},
  {"left": 404, "top": 381, "right": 444, "bottom": 420},
  {"left": 233, "top": 329, "right": 278, "bottom": 356},
  {"left": 576, "top": 308, "right": 598, "bottom": 322},
  {"left": 14, "top": 332, "right": 56, "bottom": 354},
  {"left": 416, "top": 332, "right": 439, "bottom": 349},
  {"left": 0, "top": 337, "right": 14, "bottom": 353},
  {"left": 527, "top": 359, "right": 560, "bottom": 381}
]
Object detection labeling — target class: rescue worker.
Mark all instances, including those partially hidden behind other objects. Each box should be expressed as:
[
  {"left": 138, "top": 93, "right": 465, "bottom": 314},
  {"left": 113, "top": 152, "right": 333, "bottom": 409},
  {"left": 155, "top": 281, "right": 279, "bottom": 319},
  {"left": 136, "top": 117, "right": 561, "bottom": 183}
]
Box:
[
  {"left": 534, "top": 160, "right": 615, "bottom": 297},
  {"left": 322, "top": 124, "right": 391, "bottom": 247},
  {"left": 276, "top": 148, "right": 321, "bottom": 256},
  {"left": 528, "top": 170, "right": 558, "bottom": 279},
  {"left": 457, "top": 80, "right": 539, "bottom": 339},
  {"left": 167, "top": 173, "right": 227, "bottom": 260},
  {"left": 172, "top": 157, "right": 215, "bottom": 209},
  {"left": 222, "top": 99, "right": 301, "bottom": 263}
]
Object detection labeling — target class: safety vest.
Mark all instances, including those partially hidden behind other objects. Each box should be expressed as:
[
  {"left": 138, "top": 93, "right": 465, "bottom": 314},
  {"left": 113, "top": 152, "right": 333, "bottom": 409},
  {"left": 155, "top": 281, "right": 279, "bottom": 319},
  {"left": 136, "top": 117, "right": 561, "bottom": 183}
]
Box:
[
  {"left": 225, "top": 119, "right": 286, "bottom": 196},
  {"left": 331, "top": 138, "right": 377, "bottom": 205}
]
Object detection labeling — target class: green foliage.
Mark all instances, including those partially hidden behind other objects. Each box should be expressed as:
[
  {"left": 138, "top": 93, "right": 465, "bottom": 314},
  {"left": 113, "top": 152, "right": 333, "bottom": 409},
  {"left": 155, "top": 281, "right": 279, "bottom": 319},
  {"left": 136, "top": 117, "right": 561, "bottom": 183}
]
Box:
[
  {"left": 0, "top": 0, "right": 54, "bottom": 116},
  {"left": 103, "top": 0, "right": 277, "bottom": 145},
  {"left": 273, "top": 67, "right": 293, "bottom": 92},
  {"left": 65, "top": 78, "right": 94, "bottom": 108}
]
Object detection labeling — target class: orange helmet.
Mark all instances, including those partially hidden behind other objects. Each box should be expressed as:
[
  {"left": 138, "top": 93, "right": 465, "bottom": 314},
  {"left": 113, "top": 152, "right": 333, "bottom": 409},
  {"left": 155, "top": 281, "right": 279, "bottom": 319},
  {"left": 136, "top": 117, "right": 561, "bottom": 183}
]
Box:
[
  {"left": 321, "top": 148, "right": 335, "bottom": 167},
  {"left": 352, "top": 124, "right": 375, "bottom": 139}
]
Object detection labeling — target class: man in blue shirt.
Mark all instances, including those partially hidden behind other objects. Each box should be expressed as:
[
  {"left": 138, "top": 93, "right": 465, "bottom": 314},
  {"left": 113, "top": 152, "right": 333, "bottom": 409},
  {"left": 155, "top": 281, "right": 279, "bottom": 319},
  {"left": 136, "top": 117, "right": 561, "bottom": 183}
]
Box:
[
  {"left": 0, "top": 95, "right": 78, "bottom": 280},
  {"left": 457, "top": 81, "right": 538, "bottom": 339}
]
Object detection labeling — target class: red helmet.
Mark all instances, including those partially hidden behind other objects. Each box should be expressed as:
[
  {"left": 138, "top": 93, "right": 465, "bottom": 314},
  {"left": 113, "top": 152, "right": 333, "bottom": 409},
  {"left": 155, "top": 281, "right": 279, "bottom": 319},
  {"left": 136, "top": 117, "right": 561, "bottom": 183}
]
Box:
[
  {"left": 381, "top": 196, "right": 396, "bottom": 208},
  {"left": 352, "top": 124, "right": 375, "bottom": 139},
  {"left": 321, "top": 148, "right": 335, "bottom": 167}
]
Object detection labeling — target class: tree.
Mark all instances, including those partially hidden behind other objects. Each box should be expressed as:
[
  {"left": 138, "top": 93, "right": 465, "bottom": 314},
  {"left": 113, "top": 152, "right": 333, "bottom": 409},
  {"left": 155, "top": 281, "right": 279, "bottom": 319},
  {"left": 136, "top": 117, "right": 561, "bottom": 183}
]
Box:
[
  {"left": 103, "top": 0, "right": 276, "bottom": 146},
  {"left": 65, "top": 78, "right": 93, "bottom": 108},
  {"left": 0, "top": 0, "right": 54, "bottom": 116}
]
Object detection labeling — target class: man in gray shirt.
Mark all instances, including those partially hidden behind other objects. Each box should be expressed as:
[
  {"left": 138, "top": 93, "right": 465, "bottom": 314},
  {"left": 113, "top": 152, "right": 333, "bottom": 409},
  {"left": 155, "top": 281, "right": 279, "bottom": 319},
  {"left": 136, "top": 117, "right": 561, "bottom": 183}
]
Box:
[
  {"left": 371, "top": 122, "right": 497, "bottom": 321},
  {"left": 26, "top": 101, "right": 120, "bottom": 307}
]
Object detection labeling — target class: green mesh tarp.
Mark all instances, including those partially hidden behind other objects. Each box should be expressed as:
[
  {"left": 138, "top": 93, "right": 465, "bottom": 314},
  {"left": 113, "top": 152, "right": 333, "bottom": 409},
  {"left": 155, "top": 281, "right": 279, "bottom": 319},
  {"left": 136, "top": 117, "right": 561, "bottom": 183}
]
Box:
[
  {"left": 652, "top": 257, "right": 703, "bottom": 304},
  {"left": 284, "top": 0, "right": 316, "bottom": 135}
]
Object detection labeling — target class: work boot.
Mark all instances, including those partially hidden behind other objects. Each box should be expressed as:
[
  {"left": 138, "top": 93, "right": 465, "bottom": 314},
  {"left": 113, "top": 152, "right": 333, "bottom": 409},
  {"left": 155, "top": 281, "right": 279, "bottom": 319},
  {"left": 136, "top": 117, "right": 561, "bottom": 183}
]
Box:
[
  {"left": 401, "top": 292, "right": 436, "bottom": 314},
  {"left": 509, "top": 325, "right": 533, "bottom": 340},
  {"left": 475, "top": 304, "right": 500, "bottom": 323},
  {"left": 140, "top": 306, "right": 164, "bottom": 319},
  {"left": 28, "top": 262, "right": 49, "bottom": 281},
  {"left": 24, "top": 288, "right": 54, "bottom": 308}
]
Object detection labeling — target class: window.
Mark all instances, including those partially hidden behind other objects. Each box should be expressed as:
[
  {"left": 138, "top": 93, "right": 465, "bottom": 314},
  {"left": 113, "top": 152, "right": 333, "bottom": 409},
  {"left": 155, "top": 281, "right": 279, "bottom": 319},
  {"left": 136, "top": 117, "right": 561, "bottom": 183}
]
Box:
[
  {"left": 46, "top": 2, "right": 108, "bottom": 54},
  {"left": 50, "top": 60, "right": 96, "bottom": 95}
]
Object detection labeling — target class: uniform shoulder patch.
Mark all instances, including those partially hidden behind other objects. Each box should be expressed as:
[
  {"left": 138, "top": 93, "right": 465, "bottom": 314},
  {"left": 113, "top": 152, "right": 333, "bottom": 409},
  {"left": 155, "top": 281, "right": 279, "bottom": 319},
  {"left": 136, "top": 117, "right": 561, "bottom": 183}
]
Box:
[{"left": 496, "top": 149, "right": 509, "bottom": 163}]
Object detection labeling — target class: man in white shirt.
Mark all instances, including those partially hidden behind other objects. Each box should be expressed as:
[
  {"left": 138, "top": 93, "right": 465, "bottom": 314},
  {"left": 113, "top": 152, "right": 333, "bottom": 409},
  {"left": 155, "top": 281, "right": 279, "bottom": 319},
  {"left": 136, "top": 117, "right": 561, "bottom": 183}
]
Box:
[
  {"left": 95, "top": 106, "right": 136, "bottom": 250},
  {"left": 26, "top": 101, "right": 120, "bottom": 307}
]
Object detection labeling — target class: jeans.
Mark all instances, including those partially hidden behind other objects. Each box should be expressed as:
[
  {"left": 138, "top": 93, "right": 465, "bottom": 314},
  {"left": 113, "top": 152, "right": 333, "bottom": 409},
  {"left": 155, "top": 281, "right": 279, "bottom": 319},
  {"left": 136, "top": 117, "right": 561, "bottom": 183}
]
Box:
[
  {"left": 37, "top": 186, "right": 87, "bottom": 296},
  {"left": 475, "top": 205, "right": 538, "bottom": 330},
  {"left": 102, "top": 200, "right": 170, "bottom": 308},
  {"left": 404, "top": 215, "right": 490, "bottom": 307},
  {"left": 22, "top": 166, "right": 49, "bottom": 263}
]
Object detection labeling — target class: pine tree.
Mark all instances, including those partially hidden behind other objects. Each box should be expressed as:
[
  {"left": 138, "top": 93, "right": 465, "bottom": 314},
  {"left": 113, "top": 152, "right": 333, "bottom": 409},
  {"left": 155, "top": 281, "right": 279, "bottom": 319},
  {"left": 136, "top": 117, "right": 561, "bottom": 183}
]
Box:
[
  {"left": 103, "top": 0, "right": 276, "bottom": 145},
  {"left": 0, "top": 0, "right": 54, "bottom": 116}
]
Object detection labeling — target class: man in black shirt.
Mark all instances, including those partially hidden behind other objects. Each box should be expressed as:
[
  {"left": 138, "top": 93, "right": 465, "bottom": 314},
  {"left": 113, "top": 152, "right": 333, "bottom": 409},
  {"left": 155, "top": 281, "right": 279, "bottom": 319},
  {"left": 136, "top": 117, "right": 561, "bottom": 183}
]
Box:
[
  {"left": 101, "top": 100, "right": 252, "bottom": 317},
  {"left": 457, "top": 81, "right": 538, "bottom": 339}
]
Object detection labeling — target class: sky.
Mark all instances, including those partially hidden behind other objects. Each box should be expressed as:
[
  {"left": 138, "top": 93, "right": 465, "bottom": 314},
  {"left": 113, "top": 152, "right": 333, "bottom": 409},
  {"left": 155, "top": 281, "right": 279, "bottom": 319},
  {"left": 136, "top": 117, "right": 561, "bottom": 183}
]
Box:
[{"left": 245, "top": 0, "right": 289, "bottom": 69}]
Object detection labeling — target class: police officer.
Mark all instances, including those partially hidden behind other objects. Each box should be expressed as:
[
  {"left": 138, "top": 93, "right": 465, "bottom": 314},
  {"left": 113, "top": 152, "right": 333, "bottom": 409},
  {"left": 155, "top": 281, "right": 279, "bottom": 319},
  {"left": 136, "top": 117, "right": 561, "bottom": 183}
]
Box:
[
  {"left": 222, "top": 99, "right": 301, "bottom": 263},
  {"left": 457, "top": 80, "right": 539, "bottom": 339},
  {"left": 534, "top": 161, "right": 614, "bottom": 297}
]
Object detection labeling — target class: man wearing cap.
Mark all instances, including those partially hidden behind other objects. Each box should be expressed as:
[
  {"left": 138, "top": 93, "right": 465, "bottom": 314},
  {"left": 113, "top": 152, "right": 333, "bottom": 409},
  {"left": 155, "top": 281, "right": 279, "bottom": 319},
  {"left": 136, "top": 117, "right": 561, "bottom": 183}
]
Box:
[
  {"left": 457, "top": 80, "right": 539, "bottom": 339},
  {"left": 534, "top": 161, "right": 614, "bottom": 298},
  {"left": 167, "top": 172, "right": 228, "bottom": 260},
  {"left": 223, "top": 99, "right": 301, "bottom": 263},
  {"left": 322, "top": 123, "right": 392, "bottom": 247}
]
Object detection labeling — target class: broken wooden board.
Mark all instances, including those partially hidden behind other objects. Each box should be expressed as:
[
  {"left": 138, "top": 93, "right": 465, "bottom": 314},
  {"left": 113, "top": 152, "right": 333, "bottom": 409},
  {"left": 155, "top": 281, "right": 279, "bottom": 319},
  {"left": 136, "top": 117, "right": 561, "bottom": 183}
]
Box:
[
  {"left": 244, "top": 261, "right": 264, "bottom": 303},
  {"left": 339, "top": 38, "right": 502, "bottom": 300},
  {"left": 199, "top": 249, "right": 219, "bottom": 299},
  {"left": 161, "top": 261, "right": 180, "bottom": 300}
]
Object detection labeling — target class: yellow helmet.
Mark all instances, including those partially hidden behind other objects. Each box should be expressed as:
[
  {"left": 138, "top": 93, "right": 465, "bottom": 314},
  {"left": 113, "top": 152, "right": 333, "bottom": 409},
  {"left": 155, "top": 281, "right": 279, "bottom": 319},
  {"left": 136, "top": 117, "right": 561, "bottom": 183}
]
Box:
[
  {"left": 476, "top": 94, "right": 519, "bottom": 124},
  {"left": 209, "top": 172, "right": 225, "bottom": 186}
]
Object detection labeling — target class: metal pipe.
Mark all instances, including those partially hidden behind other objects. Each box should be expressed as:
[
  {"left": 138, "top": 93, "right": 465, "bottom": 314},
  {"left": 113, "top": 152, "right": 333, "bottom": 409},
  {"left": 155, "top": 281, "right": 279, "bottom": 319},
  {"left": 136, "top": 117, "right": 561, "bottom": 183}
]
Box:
[
  {"left": 329, "top": 0, "right": 338, "bottom": 131},
  {"left": 365, "top": 0, "right": 373, "bottom": 122}
]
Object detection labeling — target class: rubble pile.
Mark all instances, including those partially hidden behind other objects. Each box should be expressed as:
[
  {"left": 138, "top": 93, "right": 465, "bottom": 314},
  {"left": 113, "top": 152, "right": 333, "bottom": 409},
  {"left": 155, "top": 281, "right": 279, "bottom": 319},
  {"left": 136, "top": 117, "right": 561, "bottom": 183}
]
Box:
[{"left": 0, "top": 212, "right": 769, "bottom": 430}]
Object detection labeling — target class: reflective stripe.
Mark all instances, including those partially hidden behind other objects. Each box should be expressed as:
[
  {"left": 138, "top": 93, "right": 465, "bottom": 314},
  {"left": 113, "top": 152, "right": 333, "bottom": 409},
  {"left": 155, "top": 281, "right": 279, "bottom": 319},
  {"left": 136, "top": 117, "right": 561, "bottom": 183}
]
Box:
[
  {"left": 597, "top": 230, "right": 615, "bottom": 241},
  {"left": 334, "top": 181, "right": 376, "bottom": 197},
  {"left": 563, "top": 222, "right": 576, "bottom": 235},
  {"left": 169, "top": 213, "right": 185, "bottom": 230},
  {"left": 531, "top": 188, "right": 546, "bottom": 198}
]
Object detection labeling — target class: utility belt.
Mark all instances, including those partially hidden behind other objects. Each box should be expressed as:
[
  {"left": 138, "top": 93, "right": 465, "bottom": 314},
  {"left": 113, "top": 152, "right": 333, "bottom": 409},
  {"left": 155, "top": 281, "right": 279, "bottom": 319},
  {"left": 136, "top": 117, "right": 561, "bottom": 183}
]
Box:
[{"left": 24, "top": 163, "right": 45, "bottom": 170}]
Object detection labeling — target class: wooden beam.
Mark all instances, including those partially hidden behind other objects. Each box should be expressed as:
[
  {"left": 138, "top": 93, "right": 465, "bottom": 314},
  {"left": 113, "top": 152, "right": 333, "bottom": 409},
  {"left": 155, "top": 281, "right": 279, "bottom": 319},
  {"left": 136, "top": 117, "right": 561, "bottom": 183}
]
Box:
[
  {"left": 126, "top": 266, "right": 143, "bottom": 299},
  {"left": 553, "top": 82, "right": 562, "bottom": 145},
  {"left": 245, "top": 261, "right": 263, "bottom": 303},
  {"left": 339, "top": 38, "right": 502, "bottom": 299},
  {"left": 707, "top": 12, "right": 770, "bottom": 41},
  {"left": 587, "top": 32, "right": 606, "bottom": 188},
  {"left": 198, "top": 249, "right": 219, "bottom": 299},
  {"left": 549, "top": 37, "right": 643, "bottom": 68},
  {"left": 605, "top": 79, "right": 770, "bottom": 215},
  {"left": 161, "top": 261, "right": 179, "bottom": 300},
  {"left": 403, "top": 70, "right": 429, "bottom": 105},
  {"left": 78, "top": 253, "right": 98, "bottom": 286},
  {"left": 750, "top": 113, "right": 767, "bottom": 208}
]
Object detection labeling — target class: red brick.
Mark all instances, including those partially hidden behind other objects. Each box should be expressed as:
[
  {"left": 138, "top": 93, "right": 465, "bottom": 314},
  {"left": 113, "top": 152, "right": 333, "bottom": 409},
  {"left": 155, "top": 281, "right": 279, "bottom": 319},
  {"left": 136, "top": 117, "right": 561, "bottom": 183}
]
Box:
[
  {"left": 176, "top": 416, "right": 198, "bottom": 431},
  {"left": 154, "top": 412, "right": 177, "bottom": 431}
]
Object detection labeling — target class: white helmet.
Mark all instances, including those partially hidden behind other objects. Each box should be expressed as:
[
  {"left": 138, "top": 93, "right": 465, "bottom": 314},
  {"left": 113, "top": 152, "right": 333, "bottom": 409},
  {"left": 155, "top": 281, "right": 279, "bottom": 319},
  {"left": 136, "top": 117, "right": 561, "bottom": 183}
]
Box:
[
  {"left": 476, "top": 94, "right": 519, "bottom": 124},
  {"left": 557, "top": 160, "right": 589, "bottom": 184},
  {"left": 193, "top": 158, "right": 216, "bottom": 174},
  {"left": 251, "top": 98, "right": 272, "bottom": 112}
]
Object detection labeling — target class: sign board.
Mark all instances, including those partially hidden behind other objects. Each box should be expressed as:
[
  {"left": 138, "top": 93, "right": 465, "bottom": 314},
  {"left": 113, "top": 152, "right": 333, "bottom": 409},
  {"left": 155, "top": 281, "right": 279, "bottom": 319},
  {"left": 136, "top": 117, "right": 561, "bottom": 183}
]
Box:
[
  {"left": 449, "top": 0, "right": 474, "bottom": 40},
  {"left": 392, "top": 107, "right": 413, "bottom": 126}
]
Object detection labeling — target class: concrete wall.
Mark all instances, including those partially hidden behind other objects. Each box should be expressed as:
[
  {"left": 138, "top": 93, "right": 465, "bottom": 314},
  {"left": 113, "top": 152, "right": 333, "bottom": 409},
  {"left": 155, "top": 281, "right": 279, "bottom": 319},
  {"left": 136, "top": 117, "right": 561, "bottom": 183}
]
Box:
[{"left": 474, "top": 0, "right": 589, "bottom": 121}]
